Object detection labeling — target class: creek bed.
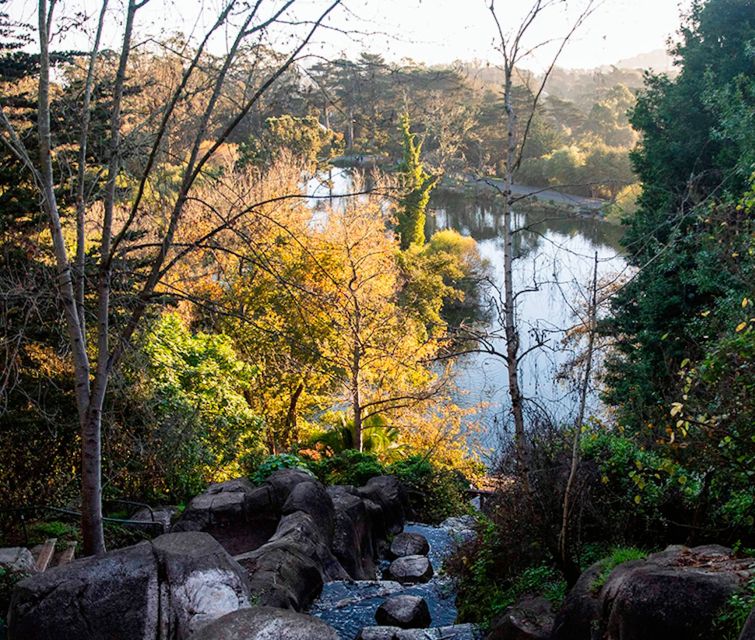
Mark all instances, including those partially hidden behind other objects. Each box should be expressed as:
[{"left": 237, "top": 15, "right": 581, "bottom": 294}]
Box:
[{"left": 309, "top": 517, "right": 478, "bottom": 639}]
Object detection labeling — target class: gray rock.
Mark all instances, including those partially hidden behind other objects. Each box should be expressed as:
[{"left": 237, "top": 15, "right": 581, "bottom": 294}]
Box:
[
  {"left": 358, "top": 625, "right": 480, "bottom": 640},
  {"left": 488, "top": 595, "right": 553, "bottom": 640},
  {"left": 376, "top": 594, "right": 431, "bottom": 629},
  {"left": 0, "top": 547, "right": 36, "bottom": 575},
  {"left": 331, "top": 490, "right": 377, "bottom": 580},
  {"left": 282, "top": 480, "right": 335, "bottom": 543},
  {"left": 152, "top": 532, "right": 252, "bottom": 638},
  {"left": 357, "top": 476, "right": 407, "bottom": 534},
  {"left": 8, "top": 541, "right": 160, "bottom": 640},
  {"left": 131, "top": 506, "right": 179, "bottom": 533},
  {"left": 173, "top": 478, "right": 257, "bottom": 532},
  {"left": 552, "top": 544, "right": 755, "bottom": 640},
  {"left": 386, "top": 555, "right": 434, "bottom": 584},
  {"left": 740, "top": 608, "right": 755, "bottom": 640},
  {"left": 265, "top": 468, "right": 315, "bottom": 505},
  {"left": 191, "top": 606, "right": 340, "bottom": 640},
  {"left": 390, "top": 532, "right": 429, "bottom": 558}
]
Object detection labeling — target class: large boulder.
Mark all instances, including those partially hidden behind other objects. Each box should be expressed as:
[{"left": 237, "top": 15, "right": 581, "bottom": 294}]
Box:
[
  {"left": 488, "top": 595, "right": 553, "bottom": 640},
  {"left": 375, "top": 594, "right": 431, "bottom": 629},
  {"left": 330, "top": 488, "right": 377, "bottom": 580},
  {"left": 265, "top": 469, "right": 316, "bottom": 505},
  {"left": 152, "top": 532, "right": 252, "bottom": 638},
  {"left": 386, "top": 555, "right": 434, "bottom": 585},
  {"left": 740, "top": 608, "right": 755, "bottom": 640},
  {"left": 390, "top": 532, "right": 429, "bottom": 558},
  {"left": 8, "top": 541, "right": 160, "bottom": 640},
  {"left": 357, "top": 476, "right": 407, "bottom": 534},
  {"left": 553, "top": 544, "right": 755, "bottom": 640},
  {"left": 236, "top": 541, "right": 324, "bottom": 610},
  {"left": 550, "top": 561, "right": 604, "bottom": 640},
  {"left": 7, "top": 532, "right": 251, "bottom": 640},
  {"left": 282, "top": 480, "right": 335, "bottom": 544},
  {"left": 191, "top": 606, "right": 340, "bottom": 640},
  {"left": 173, "top": 478, "right": 260, "bottom": 532}
]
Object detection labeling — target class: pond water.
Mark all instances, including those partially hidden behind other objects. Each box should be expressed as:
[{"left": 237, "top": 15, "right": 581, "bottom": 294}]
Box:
[
  {"left": 426, "top": 189, "right": 627, "bottom": 460},
  {"left": 307, "top": 172, "right": 628, "bottom": 461}
]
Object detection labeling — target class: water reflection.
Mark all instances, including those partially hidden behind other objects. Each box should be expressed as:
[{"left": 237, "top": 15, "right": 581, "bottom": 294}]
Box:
[{"left": 427, "top": 190, "right": 627, "bottom": 460}]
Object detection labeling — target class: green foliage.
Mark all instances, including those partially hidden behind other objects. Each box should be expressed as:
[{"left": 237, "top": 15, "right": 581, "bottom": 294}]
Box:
[
  {"left": 239, "top": 114, "right": 342, "bottom": 171},
  {"left": 452, "top": 516, "right": 565, "bottom": 628},
  {"left": 397, "top": 113, "right": 438, "bottom": 250},
  {"left": 0, "top": 565, "right": 31, "bottom": 627},
  {"left": 308, "top": 450, "right": 385, "bottom": 486},
  {"left": 388, "top": 455, "right": 471, "bottom": 524},
  {"left": 713, "top": 577, "right": 755, "bottom": 640},
  {"left": 590, "top": 547, "right": 647, "bottom": 591},
  {"left": 112, "top": 313, "right": 265, "bottom": 501},
  {"left": 250, "top": 453, "right": 313, "bottom": 485}
]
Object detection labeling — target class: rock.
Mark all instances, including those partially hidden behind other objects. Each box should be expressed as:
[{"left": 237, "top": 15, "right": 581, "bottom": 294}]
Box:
[
  {"left": 265, "top": 468, "right": 315, "bottom": 505},
  {"left": 375, "top": 594, "right": 431, "bottom": 629},
  {"left": 386, "top": 555, "right": 434, "bottom": 584},
  {"left": 282, "top": 480, "right": 335, "bottom": 543},
  {"left": 7, "top": 532, "right": 251, "bottom": 640},
  {"left": 552, "top": 544, "right": 755, "bottom": 640},
  {"left": 173, "top": 478, "right": 257, "bottom": 532},
  {"left": 152, "top": 532, "right": 252, "bottom": 638},
  {"left": 8, "top": 541, "right": 160, "bottom": 640},
  {"left": 236, "top": 541, "right": 324, "bottom": 610},
  {"left": 550, "top": 561, "right": 604, "bottom": 640},
  {"left": 390, "top": 532, "right": 429, "bottom": 558},
  {"left": 131, "top": 506, "right": 179, "bottom": 533},
  {"left": 357, "top": 625, "right": 479, "bottom": 640},
  {"left": 266, "top": 511, "right": 348, "bottom": 581},
  {"left": 191, "top": 606, "right": 340, "bottom": 640},
  {"left": 357, "top": 476, "right": 407, "bottom": 534},
  {"left": 0, "top": 547, "right": 36, "bottom": 575},
  {"left": 330, "top": 490, "right": 377, "bottom": 580},
  {"left": 740, "top": 608, "right": 755, "bottom": 640},
  {"left": 488, "top": 595, "right": 553, "bottom": 640}
]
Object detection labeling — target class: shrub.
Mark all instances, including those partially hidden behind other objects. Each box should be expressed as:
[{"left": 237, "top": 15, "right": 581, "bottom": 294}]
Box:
[
  {"left": 250, "top": 453, "right": 313, "bottom": 485},
  {"left": 389, "top": 455, "right": 471, "bottom": 524},
  {"left": 713, "top": 577, "right": 755, "bottom": 640},
  {"left": 308, "top": 450, "right": 385, "bottom": 487}
]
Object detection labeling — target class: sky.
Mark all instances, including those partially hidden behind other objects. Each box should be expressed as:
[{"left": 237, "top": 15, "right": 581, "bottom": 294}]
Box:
[{"left": 6, "top": 0, "right": 693, "bottom": 71}]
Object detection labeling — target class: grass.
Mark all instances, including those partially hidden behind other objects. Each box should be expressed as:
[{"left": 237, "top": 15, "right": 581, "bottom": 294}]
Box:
[
  {"left": 591, "top": 547, "right": 647, "bottom": 592},
  {"left": 713, "top": 577, "right": 755, "bottom": 640}
]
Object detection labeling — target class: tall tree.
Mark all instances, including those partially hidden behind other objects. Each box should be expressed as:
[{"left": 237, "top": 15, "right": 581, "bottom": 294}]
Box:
[
  {"left": 487, "top": 0, "right": 596, "bottom": 471},
  {"left": 0, "top": 0, "right": 342, "bottom": 555}
]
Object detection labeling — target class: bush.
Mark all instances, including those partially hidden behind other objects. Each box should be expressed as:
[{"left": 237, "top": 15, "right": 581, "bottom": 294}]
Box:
[
  {"left": 250, "top": 453, "right": 313, "bottom": 485},
  {"left": 713, "top": 577, "right": 755, "bottom": 640},
  {"left": 590, "top": 546, "right": 647, "bottom": 591},
  {"left": 388, "top": 455, "right": 470, "bottom": 524},
  {"left": 449, "top": 515, "right": 566, "bottom": 628},
  {"left": 308, "top": 450, "right": 385, "bottom": 487}
]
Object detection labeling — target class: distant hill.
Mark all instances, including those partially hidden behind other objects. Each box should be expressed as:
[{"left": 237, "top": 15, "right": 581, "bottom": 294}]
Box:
[{"left": 613, "top": 49, "right": 675, "bottom": 72}]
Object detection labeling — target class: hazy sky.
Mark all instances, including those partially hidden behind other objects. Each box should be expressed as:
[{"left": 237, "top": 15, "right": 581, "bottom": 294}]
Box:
[{"left": 8, "top": 0, "right": 693, "bottom": 70}]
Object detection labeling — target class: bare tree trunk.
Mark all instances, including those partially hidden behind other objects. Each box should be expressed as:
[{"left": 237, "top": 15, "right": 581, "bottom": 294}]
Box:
[
  {"left": 559, "top": 251, "right": 599, "bottom": 585},
  {"left": 501, "top": 69, "right": 527, "bottom": 472}
]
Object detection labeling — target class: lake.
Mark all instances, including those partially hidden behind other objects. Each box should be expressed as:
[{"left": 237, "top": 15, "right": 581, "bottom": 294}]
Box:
[{"left": 308, "top": 171, "right": 628, "bottom": 461}]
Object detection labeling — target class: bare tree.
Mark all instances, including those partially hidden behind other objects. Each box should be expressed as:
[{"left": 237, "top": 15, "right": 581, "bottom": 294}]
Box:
[
  {"left": 487, "top": 0, "right": 597, "bottom": 472},
  {"left": 0, "top": 0, "right": 342, "bottom": 555}
]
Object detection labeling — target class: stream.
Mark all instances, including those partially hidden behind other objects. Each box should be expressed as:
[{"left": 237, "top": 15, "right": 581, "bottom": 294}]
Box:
[{"left": 309, "top": 517, "right": 479, "bottom": 639}]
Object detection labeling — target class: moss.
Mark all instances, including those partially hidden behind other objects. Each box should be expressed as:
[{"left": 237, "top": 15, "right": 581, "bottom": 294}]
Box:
[{"left": 590, "top": 547, "right": 647, "bottom": 592}]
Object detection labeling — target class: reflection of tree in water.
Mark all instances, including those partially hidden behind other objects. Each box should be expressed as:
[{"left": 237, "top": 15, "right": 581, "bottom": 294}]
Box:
[{"left": 427, "top": 189, "right": 624, "bottom": 253}]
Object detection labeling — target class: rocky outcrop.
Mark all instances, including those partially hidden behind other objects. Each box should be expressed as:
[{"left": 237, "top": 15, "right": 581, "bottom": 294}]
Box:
[
  {"left": 8, "top": 532, "right": 249, "bottom": 640},
  {"left": 357, "top": 475, "right": 408, "bottom": 535},
  {"left": 487, "top": 595, "right": 553, "bottom": 640},
  {"left": 191, "top": 606, "right": 340, "bottom": 640},
  {"left": 390, "top": 532, "right": 430, "bottom": 558},
  {"left": 233, "top": 472, "right": 406, "bottom": 610},
  {"left": 375, "top": 594, "right": 431, "bottom": 629},
  {"left": 552, "top": 544, "right": 755, "bottom": 640}
]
